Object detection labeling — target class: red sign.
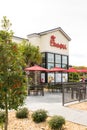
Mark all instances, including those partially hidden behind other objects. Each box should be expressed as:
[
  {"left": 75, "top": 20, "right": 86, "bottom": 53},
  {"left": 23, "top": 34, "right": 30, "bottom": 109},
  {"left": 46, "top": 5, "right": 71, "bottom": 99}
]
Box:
[{"left": 50, "top": 35, "right": 67, "bottom": 49}]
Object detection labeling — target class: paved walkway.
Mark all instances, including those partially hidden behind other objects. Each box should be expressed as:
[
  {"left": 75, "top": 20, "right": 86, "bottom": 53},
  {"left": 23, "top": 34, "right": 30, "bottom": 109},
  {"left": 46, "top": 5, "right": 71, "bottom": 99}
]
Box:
[{"left": 24, "top": 92, "right": 87, "bottom": 126}]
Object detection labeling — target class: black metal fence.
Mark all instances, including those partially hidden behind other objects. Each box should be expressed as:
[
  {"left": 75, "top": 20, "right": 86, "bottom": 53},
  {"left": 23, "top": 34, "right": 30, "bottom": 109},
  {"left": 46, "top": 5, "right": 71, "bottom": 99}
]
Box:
[
  {"left": 46, "top": 82, "right": 62, "bottom": 93},
  {"left": 62, "top": 82, "right": 87, "bottom": 106},
  {"left": 28, "top": 84, "right": 45, "bottom": 96}
]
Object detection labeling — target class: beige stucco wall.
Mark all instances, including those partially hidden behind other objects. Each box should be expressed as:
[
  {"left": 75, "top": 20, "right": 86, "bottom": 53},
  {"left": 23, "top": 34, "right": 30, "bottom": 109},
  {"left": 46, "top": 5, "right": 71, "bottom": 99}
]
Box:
[
  {"left": 28, "top": 30, "right": 69, "bottom": 55},
  {"left": 28, "top": 36, "right": 41, "bottom": 47},
  {"left": 13, "top": 36, "right": 23, "bottom": 43},
  {"left": 13, "top": 36, "right": 28, "bottom": 44}
]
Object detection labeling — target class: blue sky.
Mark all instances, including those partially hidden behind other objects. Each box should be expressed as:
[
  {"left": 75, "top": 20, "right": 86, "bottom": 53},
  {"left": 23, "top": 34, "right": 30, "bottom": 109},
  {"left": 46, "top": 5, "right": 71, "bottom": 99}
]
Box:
[{"left": 0, "top": 0, "right": 87, "bottom": 66}]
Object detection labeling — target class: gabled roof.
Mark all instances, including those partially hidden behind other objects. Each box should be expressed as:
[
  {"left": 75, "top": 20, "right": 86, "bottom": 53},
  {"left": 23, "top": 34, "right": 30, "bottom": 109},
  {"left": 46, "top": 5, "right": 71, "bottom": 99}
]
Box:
[
  {"left": 27, "top": 27, "right": 71, "bottom": 41},
  {"left": 13, "top": 36, "right": 28, "bottom": 41}
]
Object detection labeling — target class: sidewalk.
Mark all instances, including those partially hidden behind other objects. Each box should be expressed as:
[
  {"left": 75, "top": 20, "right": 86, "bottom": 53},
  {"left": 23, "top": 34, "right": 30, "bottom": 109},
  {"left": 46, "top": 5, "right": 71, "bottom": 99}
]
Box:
[{"left": 24, "top": 92, "right": 87, "bottom": 126}]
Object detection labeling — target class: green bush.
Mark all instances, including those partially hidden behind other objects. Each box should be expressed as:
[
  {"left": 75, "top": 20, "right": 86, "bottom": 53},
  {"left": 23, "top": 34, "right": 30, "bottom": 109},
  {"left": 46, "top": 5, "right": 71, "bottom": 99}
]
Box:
[
  {"left": 0, "top": 111, "right": 5, "bottom": 130},
  {"left": 0, "top": 111, "right": 5, "bottom": 123},
  {"left": 48, "top": 115, "right": 65, "bottom": 130},
  {"left": 16, "top": 107, "right": 29, "bottom": 119},
  {"left": 32, "top": 109, "right": 48, "bottom": 123}
]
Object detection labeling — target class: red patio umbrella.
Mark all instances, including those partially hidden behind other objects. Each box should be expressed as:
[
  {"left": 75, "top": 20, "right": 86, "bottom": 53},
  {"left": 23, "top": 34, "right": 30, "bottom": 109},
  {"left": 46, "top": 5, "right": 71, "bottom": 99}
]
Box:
[
  {"left": 66, "top": 67, "right": 78, "bottom": 72},
  {"left": 77, "top": 69, "right": 87, "bottom": 73},
  {"left": 65, "top": 67, "right": 78, "bottom": 82},
  {"left": 49, "top": 67, "right": 66, "bottom": 72},
  {"left": 25, "top": 65, "right": 48, "bottom": 85},
  {"left": 77, "top": 69, "right": 87, "bottom": 82},
  {"left": 25, "top": 65, "right": 48, "bottom": 72}
]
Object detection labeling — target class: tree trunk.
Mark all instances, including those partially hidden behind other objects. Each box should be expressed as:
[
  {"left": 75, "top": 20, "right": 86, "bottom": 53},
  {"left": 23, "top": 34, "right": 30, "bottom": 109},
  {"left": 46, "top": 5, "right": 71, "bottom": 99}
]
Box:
[{"left": 4, "top": 94, "right": 8, "bottom": 130}]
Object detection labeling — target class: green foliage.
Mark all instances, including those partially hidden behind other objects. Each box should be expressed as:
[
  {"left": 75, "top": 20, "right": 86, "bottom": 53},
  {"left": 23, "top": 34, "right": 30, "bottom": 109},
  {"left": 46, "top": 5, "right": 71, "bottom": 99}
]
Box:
[
  {"left": 71, "top": 66, "right": 87, "bottom": 80},
  {"left": 48, "top": 115, "right": 65, "bottom": 130},
  {"left": 0, "top": 111, "right": 6, "bottom": 123},
  {"left": 19, "top": 40, "right": 42, "bottom": 66},
  {"left": 0, "top": 16, "right": 27, "bottom": 130},
  {"left": 1, "top": 16, "right": 12, "bottom": 31},
  {"left": 0, "top": 17, "right": 27, "bottom": 111},
  {"left": 0, "top": 111, "right": 6, "bottom": 130},
  {"left": 0, "top": 40, "right": 27, "bottom": 110},
  {"left": 16, "top": 107, "right": 29, "bottom": 119},
  {"left": 69, "top": 72, "right": 80, "bottom": 82},
  {"left": 32, "top": 109, "right": 48, "bottom": 123}
]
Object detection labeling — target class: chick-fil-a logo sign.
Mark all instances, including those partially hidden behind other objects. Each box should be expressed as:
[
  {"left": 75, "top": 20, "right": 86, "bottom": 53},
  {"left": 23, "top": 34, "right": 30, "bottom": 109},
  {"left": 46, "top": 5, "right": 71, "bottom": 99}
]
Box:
[{"left": 50, "top": 35, "right": 67, "bottom": 49}]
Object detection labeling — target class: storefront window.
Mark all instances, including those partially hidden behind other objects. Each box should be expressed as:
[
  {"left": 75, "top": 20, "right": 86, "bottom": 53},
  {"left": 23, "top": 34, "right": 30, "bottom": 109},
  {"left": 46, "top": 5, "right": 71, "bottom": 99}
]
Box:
[
  {"left": 62, "top": 55, "right": 67, "bottom": 64},
  {"left": 41, "top": 73, "right": 45, "bottom": 83},
  {"left": 55, "top": 73, "right": 62, "bottom": 82},
  {"left": 47, "top": 53, "right": 54, "bottom": 63},
  {"left": 48, "top": 73, "right": 54, "bottom": 83},
  {"left": 41, "top": 52, "right": 69, "bottom": 83},
  {"left": 62, "top": 64, "right": 67, "bottom": 69},
  {"left": 47, "top": 63, "right": 54, "bottom": 69},
  {"left": 41, "top": 63, "right": 46, "bottom": 68},
  {"left": 55, "top": 63, "right": 61, "bottom": 68},
  {"left": 55, "top": 54, "right": 61, "bottom": 63},
  {"left": 62, "top": 73, "right": 68, "bottom": 82}
]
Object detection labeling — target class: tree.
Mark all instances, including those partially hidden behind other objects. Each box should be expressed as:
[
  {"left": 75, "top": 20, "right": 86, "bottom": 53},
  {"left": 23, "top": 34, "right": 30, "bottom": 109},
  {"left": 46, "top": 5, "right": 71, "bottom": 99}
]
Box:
[
  {"left": 0, "top": 16, "right": 27, "bottom": 130},
  {"left": 19, "top": 40, "right": 42, "bottom": 85},
  {"left": 69, "top": 72, "right": 79, "bottom": 82},
  {"left": 19, "top": 40, "right": 42, "bottom": 67}
]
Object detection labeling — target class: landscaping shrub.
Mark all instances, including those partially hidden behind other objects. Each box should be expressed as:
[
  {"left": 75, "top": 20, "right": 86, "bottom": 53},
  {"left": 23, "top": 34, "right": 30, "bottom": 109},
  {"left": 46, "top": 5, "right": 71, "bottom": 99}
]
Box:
[
  {"left": 16, "top": 107, "right": 29, "bottom": 119},
  {"left": 31, "top": 109, "right": 48, "bottom": 123},
  {"left": 0, "top": 111, "right": 5, "bottom": 123},
  {"left": 0, "top": 111, "right": 6, "bottom": 130},
  {"left": 48, "top": 115, "right": 65, "bottom": 130}
]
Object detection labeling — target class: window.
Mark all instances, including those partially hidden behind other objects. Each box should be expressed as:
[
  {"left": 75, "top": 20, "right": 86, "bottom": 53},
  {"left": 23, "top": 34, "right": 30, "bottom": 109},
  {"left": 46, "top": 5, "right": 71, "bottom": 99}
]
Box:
[
  {"left": 62, "top": 64, "right": 67, "bottom": 69},
  {"left": 55, "top": 73, "right": 62, "bottom": 82},
  {"left": 62, "top": 73, "right": 68, "bottom": 82},
  {"left": 48, "top": 73, "right": 54, "bottom": 83},
  {"left": 47, "top": 63, "right": 54, "bottom": 69},
  {"left": 62, "top": 55, "right": 67, "bottom": 64},
  {"left": 55, "top": 63, "right": 61, "bottom": 68},
  {"left": 47, "top": 53, "right": 54, "bottom": 63},
  {"left": 62, "top": 55, "right": 68, "bottom": 69},
  {"left": 41, "top": 63, "right": 46, "bottom": 68},
  {"left": 55, "top": 54, "right": 61, "bottom": 63},
  {"left": 41, "top": 52, "right": 69, "bottom": 83}
]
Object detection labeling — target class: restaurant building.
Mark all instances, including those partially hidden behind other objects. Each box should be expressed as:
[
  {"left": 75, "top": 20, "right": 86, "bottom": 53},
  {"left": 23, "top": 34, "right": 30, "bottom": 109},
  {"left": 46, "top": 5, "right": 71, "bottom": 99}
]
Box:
[{"left": 27, "top": 27, "right": 71, "bottom": 83}]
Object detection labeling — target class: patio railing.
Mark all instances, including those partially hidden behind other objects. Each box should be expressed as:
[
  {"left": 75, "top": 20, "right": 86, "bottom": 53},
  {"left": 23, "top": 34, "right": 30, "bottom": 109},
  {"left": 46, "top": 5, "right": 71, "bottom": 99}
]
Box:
[
  {"left": 62, "top": 82, "right": 87, "bottom": 106},
  {"left": 28, "top": 83, "right": 46, "bottom": 96},
  {"left": 46, "top": 82, "right": 62, "bottom": 93}
]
